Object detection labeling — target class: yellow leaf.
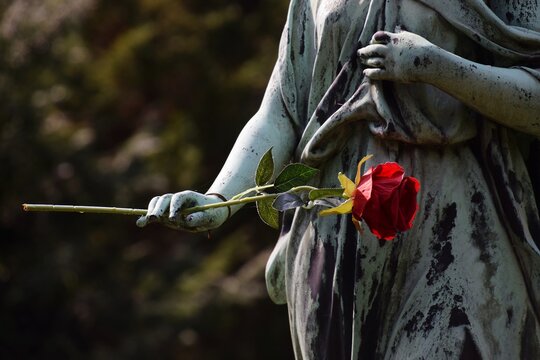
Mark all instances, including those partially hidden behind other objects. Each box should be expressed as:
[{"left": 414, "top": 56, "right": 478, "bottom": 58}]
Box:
[
  {"left": 355, "top": 154, "right": 373, "bottom": 184},
  {"left": 319, "top": 199, "right": 353, "bottom": 216},
  {"left": 338, "top": 173, "right": 356, "bottom": 198}
]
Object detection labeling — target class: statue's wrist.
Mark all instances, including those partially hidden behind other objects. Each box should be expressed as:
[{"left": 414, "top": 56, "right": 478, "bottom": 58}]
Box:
[
  {"left": 205, "top": 192, "right": 232, "bottom": 221},
  {"left": 415, "top": 45, "right": 447, "bottom": 84}
]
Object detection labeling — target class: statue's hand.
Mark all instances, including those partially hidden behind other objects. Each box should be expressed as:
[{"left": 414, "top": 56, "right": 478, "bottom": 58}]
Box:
[
  {"left": 136, "top": 191, "right": 229, "bottom": 232},
  {"left": 357, "top": 30, "right": 437, "bottom": 83}
]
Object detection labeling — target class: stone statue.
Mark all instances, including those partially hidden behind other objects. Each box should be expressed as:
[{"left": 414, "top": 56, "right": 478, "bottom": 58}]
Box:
[{"left": 137, "top": 0, "right": 540, "bottom": 358}]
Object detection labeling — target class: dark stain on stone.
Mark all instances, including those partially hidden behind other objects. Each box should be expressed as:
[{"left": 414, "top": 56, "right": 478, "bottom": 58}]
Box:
[
  {"left": 449, "top": 307, "right": 471, "bottom": 328},
  {"left": 414, "top": 55, "right": 433, "bottom": 68},
  {"left": 404, "top": 311, "right": 424, "bottom": 337},
  {"left": 470, "top": 192, "right": 491, "bottom": 260},
  {"left": 471, "top": 191, "right": 482, "bottom": 205},
  {"left": 431, "top": 285, "right": 450, "bottom": 302},
  {"left": 435, "top": 203, "right": 457, "bottom": 243},
  {"left": 470, "top": 190, "right": 498, "bottom": 282},
  {"left": 423, "top": 192, "right": 435, "bottom": 223},
  {"left": 506, "top": 11, "right": 515, "bottom": 22},
  {"left": 422, "top": 303, "right": 443, "bottom": 333},
  {"left": 460, "top": 327, "right": 482, "bottom": 360},
  {"left": 506, "top": 307, "right": 514, "bottom": 327},
  {"left": 429, "top": 242, "right": 454, "bottom": 284},
  {"left": 426, "top": 203, "right": 456, "bottom": 285},
  {"left": 299, "top": 7, "right": 306, "bottom": 56}
]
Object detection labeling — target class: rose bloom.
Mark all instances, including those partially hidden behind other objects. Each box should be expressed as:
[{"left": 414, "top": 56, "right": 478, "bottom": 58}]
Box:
[
  {"left": 352, "top": 162, "right": 420, "bottom": 240},
  {"left": 320, "top": 157, "right": 420, "bottom": 240}
]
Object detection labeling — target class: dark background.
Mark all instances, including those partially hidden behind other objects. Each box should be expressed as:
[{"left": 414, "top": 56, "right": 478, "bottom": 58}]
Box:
[{"left": 0, "top": 0, "right": 294, "bottom": 358}]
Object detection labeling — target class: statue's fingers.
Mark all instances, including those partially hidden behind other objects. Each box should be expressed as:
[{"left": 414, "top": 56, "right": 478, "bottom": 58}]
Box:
[
  {"left": 370, "top": 31, "right": 391, "bottom": 45},
  {"left": 363, "top": 67, "right": 388, "bottom": 80},
  {"left": 182, "top": 212, "right": 212, "bottom": 232},
  {"left": 136, "top": 196, "right": 160, "bottom": 227},
  {"left": 363, "top": 57, "right": 385, "bottom": 68},
  {"left": 185, "top": 209, "right": 228, "bottom": 232},
  {"left": 148, "top": 196, "right": 160, "bottom": 212},
  {"left": 357, "top": 44, "right": 387, "bottom": 59},
  {"left": 147, "top": 194, "right": 173, "bottom": 221},
  {"left": 169, "top": 192, "right": 198, "bottom": 223}
]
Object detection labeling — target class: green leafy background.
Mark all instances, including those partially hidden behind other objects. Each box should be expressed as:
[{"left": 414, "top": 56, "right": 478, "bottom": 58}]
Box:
[{"left": 0, "top": 0, "right": 293, "bottom": 358}]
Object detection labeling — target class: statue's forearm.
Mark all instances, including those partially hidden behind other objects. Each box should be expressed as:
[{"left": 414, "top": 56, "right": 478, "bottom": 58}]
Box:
[
  {"left": 137, "top": 106, "right": 296, "bottom": 230},
  {"left": 424, "top": 48, "right": 540, "bottom": 136},
  {"left": 206, "top": 108, "right": 297, "bottom": 212}
]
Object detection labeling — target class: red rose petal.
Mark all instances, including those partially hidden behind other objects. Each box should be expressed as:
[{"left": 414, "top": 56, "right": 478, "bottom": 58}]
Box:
[
  {"left": 352, "top": 169, "right": 373, "bottom": 219},
  {"left": 354, "top": 162, "right": 420, "bottom": 241}
]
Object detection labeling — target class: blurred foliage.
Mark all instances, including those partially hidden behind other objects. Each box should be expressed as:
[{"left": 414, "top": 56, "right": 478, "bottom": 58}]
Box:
[{"left": 0, "top": 0, "right": 293, "bottom": 358}]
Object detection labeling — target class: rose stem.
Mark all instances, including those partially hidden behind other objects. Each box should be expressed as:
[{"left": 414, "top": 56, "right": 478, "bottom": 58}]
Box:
[{"left": 22, "top": 186, "right": 319, "bottom": 217}]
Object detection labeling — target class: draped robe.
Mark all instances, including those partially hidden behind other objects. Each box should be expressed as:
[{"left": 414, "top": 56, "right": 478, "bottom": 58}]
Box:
[{"left": 263, "top": 0, "right": 540, "bottom": 358}]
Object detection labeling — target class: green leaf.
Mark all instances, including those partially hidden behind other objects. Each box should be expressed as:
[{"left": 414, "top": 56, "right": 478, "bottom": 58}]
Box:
[
  {"left": 309, "top": 188, "right": 346, "bottom": 201},
  {"left": 274, "top": 163, "right": 319, "bottom": 192},
  {"left": 256, "top": 198, "right": 280, "bottom": 229},
  {"left": 272, "top": 193, "right": 305, "bottom": 211},
  {"left": 255, "top": 148, "right": 274, "bottom": 186}
]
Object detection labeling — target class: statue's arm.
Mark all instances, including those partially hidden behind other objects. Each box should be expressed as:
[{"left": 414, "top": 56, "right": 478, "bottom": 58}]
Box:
[
  {"left": 137, "top": 0, "right": 314, "bottom": 232},
  {"left": 137, "top": 80, "right": 297, "bottom": 232},
  {"left": 358, "top": 31, "right": 540, "bottom": 137},
  {"left": 419, "top": 46, "right": 540, "bottom": 136}
]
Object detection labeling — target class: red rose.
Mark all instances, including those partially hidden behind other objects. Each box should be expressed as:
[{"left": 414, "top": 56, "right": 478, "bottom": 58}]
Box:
[{"left": 352, "top": 162, "right": 420, "bottom": 240}]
